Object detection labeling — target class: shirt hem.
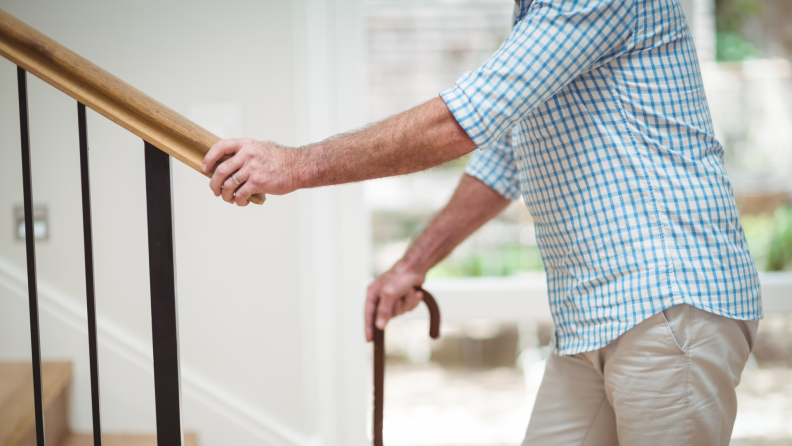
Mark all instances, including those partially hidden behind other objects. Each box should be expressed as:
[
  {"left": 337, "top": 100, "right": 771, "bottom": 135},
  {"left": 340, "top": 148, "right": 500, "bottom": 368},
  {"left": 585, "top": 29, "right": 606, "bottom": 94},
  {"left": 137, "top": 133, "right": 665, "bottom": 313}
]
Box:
[{"left": 551, "top": 297, "right": 764, "bottom": 356}]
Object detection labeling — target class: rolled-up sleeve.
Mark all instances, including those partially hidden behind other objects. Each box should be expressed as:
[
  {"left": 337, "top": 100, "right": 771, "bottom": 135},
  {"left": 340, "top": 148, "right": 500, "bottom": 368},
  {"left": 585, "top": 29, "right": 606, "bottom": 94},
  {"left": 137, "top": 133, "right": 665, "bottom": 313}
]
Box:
[
  {"left": 465, "top": 131, "right": 522, "bottom": 201},
  {"left": 441, "top": 0, "right": 635, "bottom": 149}
]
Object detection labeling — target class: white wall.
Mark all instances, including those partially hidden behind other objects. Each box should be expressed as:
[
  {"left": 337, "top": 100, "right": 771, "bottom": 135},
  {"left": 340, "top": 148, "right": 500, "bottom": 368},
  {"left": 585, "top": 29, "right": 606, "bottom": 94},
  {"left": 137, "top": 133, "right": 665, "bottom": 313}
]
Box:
[{"left": 0, "top": 0, "right": 369, "bottom": 445}]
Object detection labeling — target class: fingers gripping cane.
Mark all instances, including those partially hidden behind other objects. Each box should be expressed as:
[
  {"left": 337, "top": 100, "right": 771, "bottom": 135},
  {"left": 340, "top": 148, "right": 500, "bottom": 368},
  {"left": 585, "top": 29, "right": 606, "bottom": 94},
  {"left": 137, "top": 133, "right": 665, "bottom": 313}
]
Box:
[{"left": 373, "top": 287, "right": 441, "bottom": 446}]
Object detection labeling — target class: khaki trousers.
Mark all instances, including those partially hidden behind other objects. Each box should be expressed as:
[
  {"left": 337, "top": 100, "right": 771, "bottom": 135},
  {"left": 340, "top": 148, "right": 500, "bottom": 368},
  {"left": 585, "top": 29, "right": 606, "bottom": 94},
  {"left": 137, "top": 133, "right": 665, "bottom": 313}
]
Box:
[{"left": 523, "top": 305, "right": 759, "bottom": 446}]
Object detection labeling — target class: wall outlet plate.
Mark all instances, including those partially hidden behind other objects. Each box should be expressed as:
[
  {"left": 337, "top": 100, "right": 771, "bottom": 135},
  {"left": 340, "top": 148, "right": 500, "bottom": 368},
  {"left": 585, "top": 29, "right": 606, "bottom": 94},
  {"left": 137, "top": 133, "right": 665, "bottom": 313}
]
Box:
[{"left": 14, "top": 205, "right": 48, "bottom": 240}]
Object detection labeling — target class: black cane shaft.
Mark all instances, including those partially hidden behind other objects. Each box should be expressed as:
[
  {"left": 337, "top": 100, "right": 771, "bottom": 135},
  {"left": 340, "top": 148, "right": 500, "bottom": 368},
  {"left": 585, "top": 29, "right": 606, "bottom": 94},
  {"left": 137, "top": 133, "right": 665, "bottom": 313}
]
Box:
[
  {"left": 373, "top": 324, "right": 385, "bottom": 446},
  {"left": 372, "top": 287, "right": 440, "bottom": 446}
]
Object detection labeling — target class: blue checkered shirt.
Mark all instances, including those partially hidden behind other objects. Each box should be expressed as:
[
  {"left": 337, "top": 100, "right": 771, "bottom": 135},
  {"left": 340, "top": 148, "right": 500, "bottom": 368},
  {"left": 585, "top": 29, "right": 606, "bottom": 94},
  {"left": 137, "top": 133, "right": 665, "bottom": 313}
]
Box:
[{"left": 441, "top": 0, "right": 762, "bottom": 355}]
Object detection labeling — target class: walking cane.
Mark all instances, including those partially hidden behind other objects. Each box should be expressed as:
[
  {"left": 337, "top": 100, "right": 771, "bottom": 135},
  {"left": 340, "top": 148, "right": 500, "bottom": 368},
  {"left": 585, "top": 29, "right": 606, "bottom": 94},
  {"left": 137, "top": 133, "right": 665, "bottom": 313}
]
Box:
[{"left": 373, "top": 286, "right": 441, "bottom": 446}]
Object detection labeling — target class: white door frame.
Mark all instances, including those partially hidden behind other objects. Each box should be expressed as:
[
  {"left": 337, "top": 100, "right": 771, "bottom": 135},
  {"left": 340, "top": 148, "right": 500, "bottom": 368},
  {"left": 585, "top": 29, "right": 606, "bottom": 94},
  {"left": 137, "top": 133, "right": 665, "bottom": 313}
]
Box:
[{"left": 293, "top": 0, "right": 370, "bottom": 445}]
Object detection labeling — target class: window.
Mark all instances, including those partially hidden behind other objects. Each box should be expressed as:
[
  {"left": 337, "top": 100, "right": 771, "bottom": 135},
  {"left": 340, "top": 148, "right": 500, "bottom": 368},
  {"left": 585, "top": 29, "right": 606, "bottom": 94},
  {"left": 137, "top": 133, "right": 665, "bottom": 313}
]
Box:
[{"left": 366, "top": 0, "right": 542, "bottom": 279}]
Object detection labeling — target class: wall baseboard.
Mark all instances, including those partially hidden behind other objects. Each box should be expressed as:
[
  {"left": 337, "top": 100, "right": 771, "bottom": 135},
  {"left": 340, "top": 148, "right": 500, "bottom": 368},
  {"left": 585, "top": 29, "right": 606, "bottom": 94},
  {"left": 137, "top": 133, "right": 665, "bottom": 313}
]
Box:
[{"left": 0, "top": 255, "right": 315, "bottom": 446}]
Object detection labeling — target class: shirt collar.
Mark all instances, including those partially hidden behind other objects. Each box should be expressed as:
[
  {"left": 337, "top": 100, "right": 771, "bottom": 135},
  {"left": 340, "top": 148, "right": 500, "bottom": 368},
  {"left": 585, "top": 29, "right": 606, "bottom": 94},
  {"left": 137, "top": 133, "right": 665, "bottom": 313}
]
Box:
[{"left": 513, "top": 0, "right": 532, "bottom": 26}]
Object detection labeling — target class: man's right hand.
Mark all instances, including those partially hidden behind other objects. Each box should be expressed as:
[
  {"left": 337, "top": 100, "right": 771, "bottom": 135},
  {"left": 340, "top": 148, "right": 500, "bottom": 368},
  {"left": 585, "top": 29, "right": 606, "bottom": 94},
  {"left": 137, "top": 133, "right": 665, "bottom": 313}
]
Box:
[{"left": 365, "top": 263, "right": 427, "bottom": 342}]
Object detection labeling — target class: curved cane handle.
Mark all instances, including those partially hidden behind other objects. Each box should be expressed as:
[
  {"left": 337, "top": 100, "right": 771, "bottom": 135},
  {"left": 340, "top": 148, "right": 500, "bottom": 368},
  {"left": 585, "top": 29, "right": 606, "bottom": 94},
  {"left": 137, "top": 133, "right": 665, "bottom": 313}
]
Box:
[{"left": 373, "top": 286, "right": 441, "bottom": 446}]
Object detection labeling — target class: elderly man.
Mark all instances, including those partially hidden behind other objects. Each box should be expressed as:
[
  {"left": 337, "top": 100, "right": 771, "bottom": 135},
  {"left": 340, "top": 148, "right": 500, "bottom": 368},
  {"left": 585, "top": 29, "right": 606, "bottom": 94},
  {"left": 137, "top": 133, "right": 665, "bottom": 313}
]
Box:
[{"left": 202, "top": 0, "right": 761, "bottom": 443}]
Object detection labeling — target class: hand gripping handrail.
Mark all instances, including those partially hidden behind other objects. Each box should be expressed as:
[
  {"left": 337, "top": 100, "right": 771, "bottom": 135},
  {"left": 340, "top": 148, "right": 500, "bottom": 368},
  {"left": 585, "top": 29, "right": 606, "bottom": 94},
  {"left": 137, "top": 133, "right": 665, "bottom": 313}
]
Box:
[
  {"left": 0, "top": 8, "right": 264, "bottom": 204},
  {"left": 373, "top": 287, "right": 441, "bottom": 446}
]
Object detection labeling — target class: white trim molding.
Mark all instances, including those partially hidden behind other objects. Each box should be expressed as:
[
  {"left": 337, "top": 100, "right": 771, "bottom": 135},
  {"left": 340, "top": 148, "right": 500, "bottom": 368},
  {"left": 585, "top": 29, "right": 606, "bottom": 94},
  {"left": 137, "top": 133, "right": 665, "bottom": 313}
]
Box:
[{"left": 293, "top": 0, "right": 370, "bottom": 445}]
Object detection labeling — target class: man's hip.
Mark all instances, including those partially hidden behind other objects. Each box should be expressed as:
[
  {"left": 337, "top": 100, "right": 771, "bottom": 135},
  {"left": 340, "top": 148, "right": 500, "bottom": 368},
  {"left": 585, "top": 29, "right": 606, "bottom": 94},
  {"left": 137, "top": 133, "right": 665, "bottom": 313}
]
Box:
[{"left": 523, "top": 304, "right": 758, "bottom": 446}]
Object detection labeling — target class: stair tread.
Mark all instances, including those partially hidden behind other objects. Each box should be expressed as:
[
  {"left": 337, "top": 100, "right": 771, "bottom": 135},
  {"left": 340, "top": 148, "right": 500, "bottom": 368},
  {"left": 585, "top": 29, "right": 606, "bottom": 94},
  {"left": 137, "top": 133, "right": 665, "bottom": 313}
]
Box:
[
  {"left": 61, "top": 433, "right": 197, "bottom": 446},
  {"left": 0, "top": 362, "right": 72, "bottom": 446}
]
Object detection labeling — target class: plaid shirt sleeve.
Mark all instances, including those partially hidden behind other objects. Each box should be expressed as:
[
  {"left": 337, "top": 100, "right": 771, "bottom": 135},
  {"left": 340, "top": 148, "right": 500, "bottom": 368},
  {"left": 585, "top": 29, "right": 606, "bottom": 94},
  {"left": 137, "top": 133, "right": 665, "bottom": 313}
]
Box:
[
  {"left": 441, "top": 0, "right": 635, "bottom": 149},
  {"left": 465, "top": 131, "right": 522, "bottom": 201}
]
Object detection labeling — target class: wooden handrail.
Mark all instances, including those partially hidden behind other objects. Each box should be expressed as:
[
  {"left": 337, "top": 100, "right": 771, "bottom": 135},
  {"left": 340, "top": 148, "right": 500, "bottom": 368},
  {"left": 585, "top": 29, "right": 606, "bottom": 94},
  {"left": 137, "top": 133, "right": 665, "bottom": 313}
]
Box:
[{"left": 0, "top": 8, "right": 265, "bottom": 205}]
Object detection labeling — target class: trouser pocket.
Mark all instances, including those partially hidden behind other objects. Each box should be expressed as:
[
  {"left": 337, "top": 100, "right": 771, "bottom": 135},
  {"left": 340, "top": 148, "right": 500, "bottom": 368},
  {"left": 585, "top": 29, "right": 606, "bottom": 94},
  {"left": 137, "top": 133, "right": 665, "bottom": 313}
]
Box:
[{"left": 661, "top": 304, "right": 692, "bottom": 351}]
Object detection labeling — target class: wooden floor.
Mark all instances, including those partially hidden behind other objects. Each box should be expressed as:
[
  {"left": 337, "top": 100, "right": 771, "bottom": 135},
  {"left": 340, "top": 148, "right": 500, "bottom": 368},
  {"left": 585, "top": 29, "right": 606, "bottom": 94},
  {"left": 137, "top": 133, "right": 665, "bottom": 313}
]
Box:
[
  {"left": 61, "top": 433, "right": 197, "bottom": 446},
  {"left": 0, "top": 362, "right": 72, "bottom": 446},
  {"left": 1, "top": 362, "right": 197, "bottom": 446}
]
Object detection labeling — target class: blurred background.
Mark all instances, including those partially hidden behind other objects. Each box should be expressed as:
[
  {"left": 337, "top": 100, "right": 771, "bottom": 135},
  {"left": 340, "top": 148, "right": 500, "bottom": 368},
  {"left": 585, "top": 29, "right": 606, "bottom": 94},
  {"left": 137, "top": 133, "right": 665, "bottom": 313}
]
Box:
[
  {"left": 0, "top": 0, "right": 790, "bottom": 445},
  {"left": 365, "top": 0, "right": 792, "bottom": 445}
]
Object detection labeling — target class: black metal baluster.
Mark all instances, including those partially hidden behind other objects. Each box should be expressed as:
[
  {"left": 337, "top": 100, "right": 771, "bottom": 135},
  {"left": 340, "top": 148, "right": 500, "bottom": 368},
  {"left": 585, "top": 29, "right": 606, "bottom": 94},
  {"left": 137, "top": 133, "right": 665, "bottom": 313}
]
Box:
[
  {"left": 78, "top": 103, "right": 103, "bottom": 446},
  {"left": 143, "top": 142, "right": 184, "bottom": 446},
  {"left": 17, "top": 66, "right": 46, "bottom": 446}
]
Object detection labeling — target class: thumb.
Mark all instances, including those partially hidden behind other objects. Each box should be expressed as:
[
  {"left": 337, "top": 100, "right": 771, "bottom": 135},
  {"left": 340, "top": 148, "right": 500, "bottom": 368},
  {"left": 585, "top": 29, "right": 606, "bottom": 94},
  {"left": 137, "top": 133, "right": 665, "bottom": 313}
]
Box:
[{"left": 375, "top": 296, "right": 393, "bottom": 331}]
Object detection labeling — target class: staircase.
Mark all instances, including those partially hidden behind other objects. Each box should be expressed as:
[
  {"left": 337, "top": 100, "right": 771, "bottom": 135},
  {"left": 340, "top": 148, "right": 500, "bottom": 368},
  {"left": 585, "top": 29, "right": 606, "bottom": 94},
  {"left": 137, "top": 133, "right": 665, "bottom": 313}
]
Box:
[{"left": 0, "top": 363, "right": 197, "bottom": 446}]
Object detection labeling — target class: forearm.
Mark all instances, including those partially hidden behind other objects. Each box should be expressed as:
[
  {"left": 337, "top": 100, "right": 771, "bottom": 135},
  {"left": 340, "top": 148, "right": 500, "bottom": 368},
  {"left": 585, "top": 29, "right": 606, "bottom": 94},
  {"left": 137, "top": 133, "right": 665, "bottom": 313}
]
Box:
[
  {"left": 363, "top": 173, "right": 511, "bottom": 338},
  {"left": 296, "top": 97, "right": 476, "bottom": 188},
  {"left": 202, "top": 97, "right": 478, "bottom": 205},
  {"left": 396, "top": 174, "right": 511, "bottom": 276}
]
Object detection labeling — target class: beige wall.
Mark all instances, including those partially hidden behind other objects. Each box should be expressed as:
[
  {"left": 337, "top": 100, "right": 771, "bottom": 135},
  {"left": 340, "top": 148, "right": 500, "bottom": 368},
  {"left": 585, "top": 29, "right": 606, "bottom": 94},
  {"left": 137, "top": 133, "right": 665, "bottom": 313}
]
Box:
[{"left": 0, "top": 0, "right": 369, "bottom": 445}]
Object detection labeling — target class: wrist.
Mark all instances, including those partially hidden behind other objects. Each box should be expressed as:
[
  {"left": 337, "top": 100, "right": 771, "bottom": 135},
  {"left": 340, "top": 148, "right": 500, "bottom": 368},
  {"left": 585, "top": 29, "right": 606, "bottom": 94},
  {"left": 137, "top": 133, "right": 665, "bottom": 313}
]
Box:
[
  {"left": 394, "top": 255, "right": 430, "bottom": 280},
  {"left": 291, "top": 145, "right": 317, "bottom": 190}
]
